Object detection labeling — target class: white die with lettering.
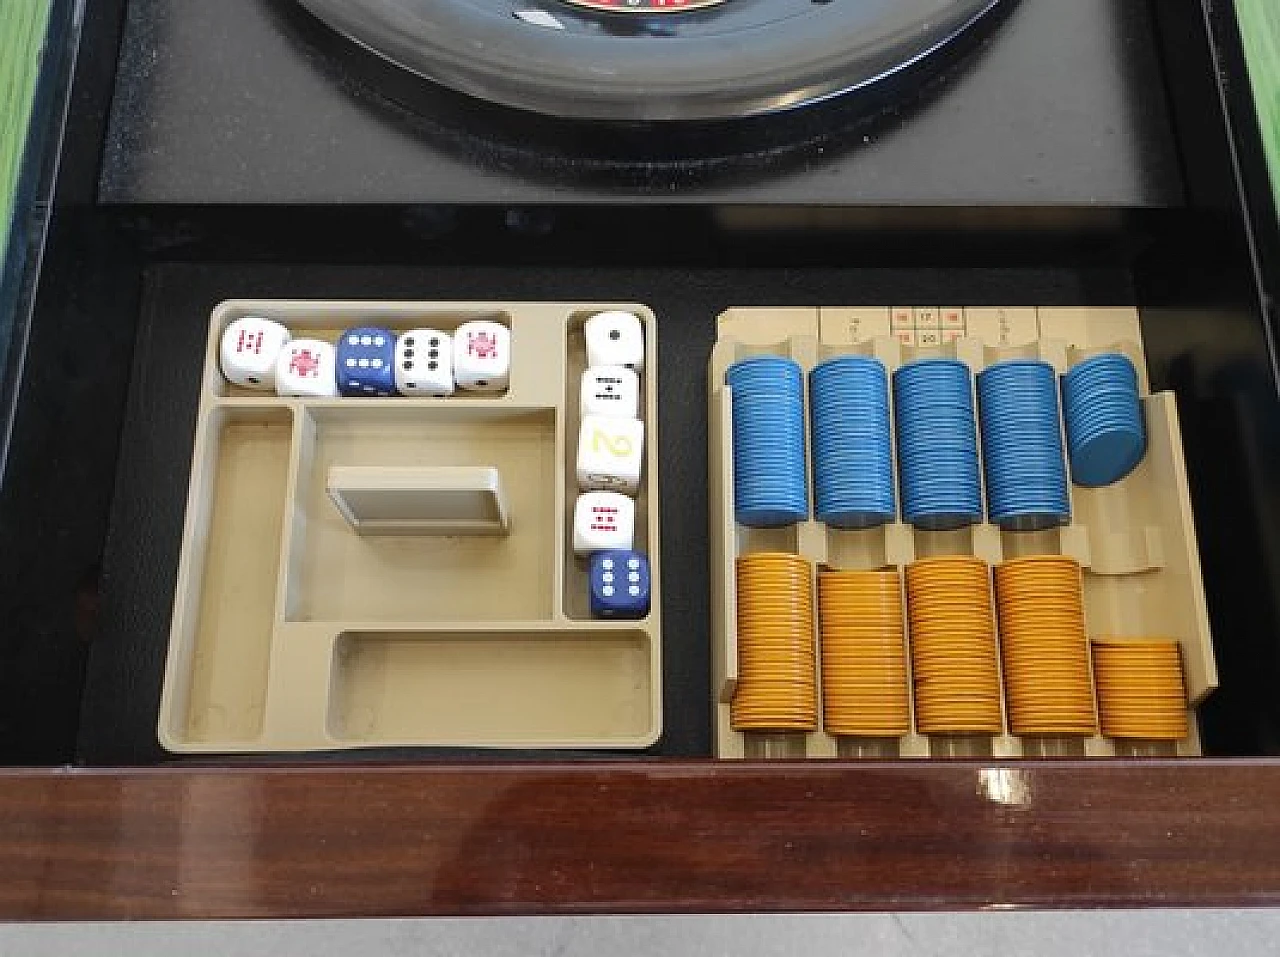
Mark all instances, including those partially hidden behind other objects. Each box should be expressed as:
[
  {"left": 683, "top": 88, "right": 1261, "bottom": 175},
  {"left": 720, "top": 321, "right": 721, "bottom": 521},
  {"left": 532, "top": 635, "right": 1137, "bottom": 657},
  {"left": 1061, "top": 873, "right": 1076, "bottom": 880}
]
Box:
[
  {"left": 577, "top": 414, "right": 644, "bottom": 495},
  {"left": 580, "top": 365, "right": 640, "bottom": 420}
]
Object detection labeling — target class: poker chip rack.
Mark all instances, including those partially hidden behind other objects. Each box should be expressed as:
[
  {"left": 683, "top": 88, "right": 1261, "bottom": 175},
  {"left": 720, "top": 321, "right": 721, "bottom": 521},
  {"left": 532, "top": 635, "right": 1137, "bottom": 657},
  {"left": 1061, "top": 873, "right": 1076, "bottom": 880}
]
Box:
[
  {"left": 158, "top": 300, "right": 662, "bottom": 753},
  {"left": 708, "top": 306, "right": 1217, "bottom": 759}
]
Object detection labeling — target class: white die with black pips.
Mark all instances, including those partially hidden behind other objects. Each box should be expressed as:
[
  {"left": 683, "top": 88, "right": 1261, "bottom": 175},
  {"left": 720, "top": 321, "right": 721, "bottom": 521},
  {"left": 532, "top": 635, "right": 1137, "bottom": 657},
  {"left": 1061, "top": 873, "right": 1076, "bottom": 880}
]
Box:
[
  {"left": 395, "top": 329, "right": 454, "bottom": 396},
  {"left": 584, "top": 311, "right": 644, "bottom": 372}
]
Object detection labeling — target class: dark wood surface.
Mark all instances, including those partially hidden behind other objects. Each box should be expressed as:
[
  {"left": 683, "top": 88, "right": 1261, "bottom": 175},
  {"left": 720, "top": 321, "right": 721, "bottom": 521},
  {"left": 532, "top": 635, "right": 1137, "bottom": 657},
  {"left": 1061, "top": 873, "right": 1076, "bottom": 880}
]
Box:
[{"left": 3, "top": 760, "right": 1280, "bottom": 918}]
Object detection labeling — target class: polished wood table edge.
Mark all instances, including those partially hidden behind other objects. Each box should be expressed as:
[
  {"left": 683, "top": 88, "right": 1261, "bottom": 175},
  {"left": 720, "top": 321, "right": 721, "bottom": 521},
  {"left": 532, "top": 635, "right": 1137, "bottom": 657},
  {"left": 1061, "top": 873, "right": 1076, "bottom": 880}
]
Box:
[{"left": 3, "top": 759, "right": 1280, "bottom": 918}]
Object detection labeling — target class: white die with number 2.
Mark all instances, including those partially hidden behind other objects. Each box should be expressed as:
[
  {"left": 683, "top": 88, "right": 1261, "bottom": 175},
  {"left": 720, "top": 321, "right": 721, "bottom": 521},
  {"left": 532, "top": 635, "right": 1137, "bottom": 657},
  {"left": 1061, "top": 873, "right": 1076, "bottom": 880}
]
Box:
[
  {"left": 573, "top": 491, "right": 635, "bottom": 556},
  {"left": 577, "top": 414, "right": 644, "bottom": 496},
  {"left": 584, "top": 311, "right": 644, "bottom": 372},
  {"left": 395, "top": 329, "right": 454, "bottom": 396},
  {"left": 219, "top": 316, "right": 292, "bottom": 390},
  {"left": 274, "top": 339, "right": 338, "bottom": 397},
  {"left": 580, "top": 365, "right": 639, "bottom": 419},
  {"left": 453, "top": 320, "right": 511, "bottom": 393}
]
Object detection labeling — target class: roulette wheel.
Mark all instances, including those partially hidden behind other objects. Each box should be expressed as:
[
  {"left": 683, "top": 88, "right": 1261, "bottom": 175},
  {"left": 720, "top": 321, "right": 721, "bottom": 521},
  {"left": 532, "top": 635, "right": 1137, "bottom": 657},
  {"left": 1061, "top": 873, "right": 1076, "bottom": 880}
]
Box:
[{"left": 294, "top": 0, "right": 1014, "bottom": 122}]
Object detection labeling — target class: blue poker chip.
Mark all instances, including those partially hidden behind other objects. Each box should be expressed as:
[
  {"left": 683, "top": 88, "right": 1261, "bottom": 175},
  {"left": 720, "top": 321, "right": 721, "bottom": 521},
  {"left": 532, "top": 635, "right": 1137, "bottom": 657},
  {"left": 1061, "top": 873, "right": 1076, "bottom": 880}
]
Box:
[
  {"left": 977, "top": 359, "right": 1070, "bottom": 530},
  {"left": 1061, "top": 353, "right": 1147, "bottom": 487},
  {"left": 809, "top": 356, "right": 896, "bottom": 529},
  {"left": 893, "top": 359, "right": 983, "bottom": 530},
  {"left": 728, "top": 356, "right": 809, "bottom": 528}
]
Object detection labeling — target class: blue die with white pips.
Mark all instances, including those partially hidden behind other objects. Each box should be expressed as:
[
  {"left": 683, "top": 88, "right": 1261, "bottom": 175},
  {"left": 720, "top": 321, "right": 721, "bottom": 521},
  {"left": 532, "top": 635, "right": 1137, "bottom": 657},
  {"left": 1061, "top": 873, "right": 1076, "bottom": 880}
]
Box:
[
  {"left": 589, "top": 550, "right": 650, "bottom": 619},
  {"left": 337, "top": 326, "right": 397, "bottom": 396}
]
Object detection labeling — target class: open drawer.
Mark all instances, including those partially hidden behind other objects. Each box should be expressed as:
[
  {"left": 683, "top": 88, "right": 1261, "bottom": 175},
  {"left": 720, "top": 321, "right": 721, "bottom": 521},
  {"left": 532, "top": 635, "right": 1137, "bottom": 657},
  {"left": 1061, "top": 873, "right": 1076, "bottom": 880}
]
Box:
[{"left": 2, "top": 0, "right": 1280, "bottom": 920}]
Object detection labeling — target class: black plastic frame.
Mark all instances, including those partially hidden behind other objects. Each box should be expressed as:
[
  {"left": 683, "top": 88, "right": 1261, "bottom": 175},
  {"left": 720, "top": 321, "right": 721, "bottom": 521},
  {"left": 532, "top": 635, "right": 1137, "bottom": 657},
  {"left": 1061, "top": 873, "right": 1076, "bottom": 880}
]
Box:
[
  {"left": 0, "top": 0, "right": 82, "bottom": 479},
  {"left": 1201, "top": 0, "right": 1280, "bottom": 380}
]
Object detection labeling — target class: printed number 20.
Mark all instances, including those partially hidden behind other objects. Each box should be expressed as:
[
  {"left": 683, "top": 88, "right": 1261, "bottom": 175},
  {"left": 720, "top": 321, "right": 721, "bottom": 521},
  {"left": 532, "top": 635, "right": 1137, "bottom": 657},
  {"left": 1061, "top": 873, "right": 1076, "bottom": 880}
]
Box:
[{"left": 592, "top": 429, "right": 633, "bottom": 458}]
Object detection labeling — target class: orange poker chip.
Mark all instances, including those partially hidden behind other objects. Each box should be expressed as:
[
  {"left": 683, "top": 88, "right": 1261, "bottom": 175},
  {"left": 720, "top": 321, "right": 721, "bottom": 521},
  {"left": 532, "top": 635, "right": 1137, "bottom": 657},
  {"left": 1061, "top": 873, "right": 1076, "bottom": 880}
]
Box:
[
  {"left": 993, "top": 555, "right": 1097, "bottom": 737},
  {"left": 818, "top": 566, "right": 911, "bottom": 741},
  {"left": 1091, "top": 638, "right": 1187, "bottom": 742},
  {"left": 732, "top": 554, "right": 819, "bottom": 733}
]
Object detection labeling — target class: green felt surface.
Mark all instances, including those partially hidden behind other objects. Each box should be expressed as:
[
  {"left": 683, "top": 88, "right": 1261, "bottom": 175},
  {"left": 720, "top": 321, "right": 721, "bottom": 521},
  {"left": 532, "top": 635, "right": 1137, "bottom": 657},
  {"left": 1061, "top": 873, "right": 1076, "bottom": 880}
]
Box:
[
  {"left": 1237, "top": 0, "right": 1280, "bottom": 210},
  {"left": 1, "top": 0, "right": 51, "bottom": 272}
]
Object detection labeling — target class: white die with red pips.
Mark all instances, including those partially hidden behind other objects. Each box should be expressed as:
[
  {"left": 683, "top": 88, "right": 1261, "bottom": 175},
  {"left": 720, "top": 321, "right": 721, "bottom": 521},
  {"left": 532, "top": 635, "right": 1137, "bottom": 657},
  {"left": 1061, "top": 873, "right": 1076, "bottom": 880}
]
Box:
[
  {"left": 572, "top": 491, "right": 635, "bottom": 556},
  {"left": 453, "top": 320, "right": 510, "bottom": 393},
  {"left": 219, "top": 316, "right": 291, "bottom": 390}
]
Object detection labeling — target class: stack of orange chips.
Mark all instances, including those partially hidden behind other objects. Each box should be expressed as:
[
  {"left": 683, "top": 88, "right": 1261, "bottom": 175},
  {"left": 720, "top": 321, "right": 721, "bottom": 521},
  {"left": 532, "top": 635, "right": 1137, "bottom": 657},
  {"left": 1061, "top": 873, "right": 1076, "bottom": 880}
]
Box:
[
  {"left": 994, "top": 556, "right": 1098, "bottom": 737},
  {"left": 818, "top": 569, "right": 911, "bottom": 738},
  {"left": 1091, "top": 638, "right": 1189, "bottom": 742},
  {"left": 731, "top": 553, "right": 819, "bottom": 733},
  {"left": 905, "top": 556, "right": 1004, "bottom": 735}
]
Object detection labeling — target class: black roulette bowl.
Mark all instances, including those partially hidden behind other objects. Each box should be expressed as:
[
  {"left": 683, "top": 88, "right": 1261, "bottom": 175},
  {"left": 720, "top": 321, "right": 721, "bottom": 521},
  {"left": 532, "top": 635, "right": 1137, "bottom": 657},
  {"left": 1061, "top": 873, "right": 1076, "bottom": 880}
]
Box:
[{"left": 293, "top": 0, "right": 1015, "bottom": 123}]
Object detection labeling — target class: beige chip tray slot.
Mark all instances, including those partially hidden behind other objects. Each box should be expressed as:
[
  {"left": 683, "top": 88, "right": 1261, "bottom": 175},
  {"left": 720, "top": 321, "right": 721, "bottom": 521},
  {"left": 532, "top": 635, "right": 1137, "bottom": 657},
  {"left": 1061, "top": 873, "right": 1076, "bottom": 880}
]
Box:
[
  {"left": 710, "top": 306, "right": 1216, "bottom": 759},
  {"left": 159, "top": 300, "right": 662, "bottom": 753}
]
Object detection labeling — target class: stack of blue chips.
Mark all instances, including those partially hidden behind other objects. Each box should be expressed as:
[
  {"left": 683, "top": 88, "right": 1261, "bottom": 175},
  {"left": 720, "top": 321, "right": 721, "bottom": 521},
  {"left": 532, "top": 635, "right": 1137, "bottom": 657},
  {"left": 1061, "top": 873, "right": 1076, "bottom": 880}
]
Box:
[
  {"left": 727, "top": 356, "right": 810, "bottom": 528},
  {"left": 809, "top": 355, "right": 896, "bottom": 529},
  {"left": 1061, "top": 353, "right": 1147, "bottom": 488},
  {"left": 977, "top": 360, "right": 1071, "bottom": 531},
  {"left": 893, "top": 359, "right": 984, "bottom": 530}
]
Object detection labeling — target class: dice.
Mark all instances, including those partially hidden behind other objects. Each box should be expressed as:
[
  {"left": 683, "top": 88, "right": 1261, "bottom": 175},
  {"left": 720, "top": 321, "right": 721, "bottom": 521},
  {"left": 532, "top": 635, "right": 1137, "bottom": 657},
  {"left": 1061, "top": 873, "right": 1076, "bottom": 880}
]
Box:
[
  {"left": 584, "top": 311, "right": 644, "bottom": 372},
  {"left": 580, "top": 365, "right": 639, "bottom": 420},
  {"left": 219, "top": 316, "right": 291, "bottom": 390},
  {"left": 275, "top": 339, "right": 338, "bottom": 397},
  {"left": 453, "top": 320, "right": 511, "bottom": 393},
  {"left": 577, "top": 414, "right": 644, "bottom": 495},
  {"left": 395, "top": 328, "right": 454, "bottom": 396},
  {"left": 336, "top": 326, "right": 397, "bottom": 397},
  {"left": 589, "top": 550, "right": 651, "bottom": 619},
  {"left": 572, "top": 492, "right": 635, "bottom": 556}
]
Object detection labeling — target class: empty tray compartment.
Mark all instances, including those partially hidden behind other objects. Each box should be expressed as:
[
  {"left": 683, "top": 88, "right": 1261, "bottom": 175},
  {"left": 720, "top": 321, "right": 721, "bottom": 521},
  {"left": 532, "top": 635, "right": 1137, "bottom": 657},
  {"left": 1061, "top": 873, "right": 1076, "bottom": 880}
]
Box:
[
  {"left": 287, "top": 405, "right": 558, "bottom": 623},
  {"left": 158, "top": 405, "right": 294, "bottom": 749},
  {"left": 328, "top": 627, "right": 657, "bottom": 748}
]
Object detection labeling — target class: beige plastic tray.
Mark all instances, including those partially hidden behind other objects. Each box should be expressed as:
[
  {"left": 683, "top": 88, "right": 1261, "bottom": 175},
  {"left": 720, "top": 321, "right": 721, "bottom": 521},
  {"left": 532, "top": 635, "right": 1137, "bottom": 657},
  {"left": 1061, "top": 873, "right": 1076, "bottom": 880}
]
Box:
[
  {"left": 709, "top": 306, "right": 1216, "bottom": 759},
  {"left": 159, "top": 300, "right": 661, "bottom": 753}
]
